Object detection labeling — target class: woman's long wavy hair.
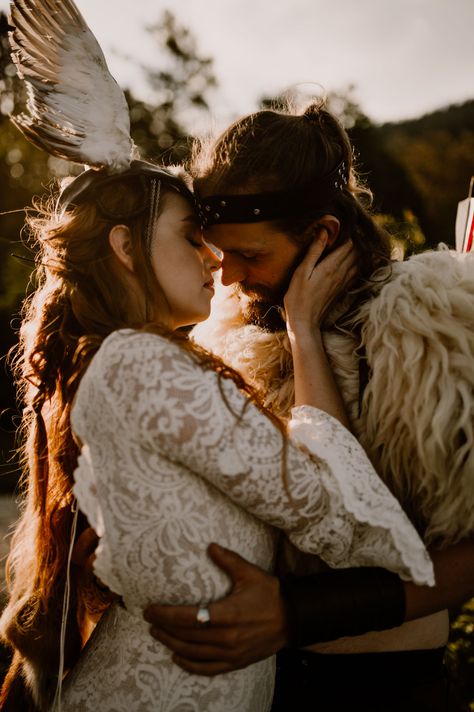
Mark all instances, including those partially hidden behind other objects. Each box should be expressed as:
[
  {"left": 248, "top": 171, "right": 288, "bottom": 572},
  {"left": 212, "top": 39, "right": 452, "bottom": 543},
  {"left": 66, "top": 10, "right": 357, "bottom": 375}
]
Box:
[
  {"left": 0, "top": 171, "right": 278, "bottom": 711},
  {"left": 191, "top": 99, "right": 392, "bottom": 289}
]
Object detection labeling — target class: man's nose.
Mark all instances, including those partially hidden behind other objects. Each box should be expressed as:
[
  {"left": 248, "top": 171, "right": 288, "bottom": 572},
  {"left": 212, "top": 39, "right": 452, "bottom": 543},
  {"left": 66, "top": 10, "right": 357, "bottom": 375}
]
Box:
[{"left": 220, "top": 257, "right": 246, "bottom": 286}]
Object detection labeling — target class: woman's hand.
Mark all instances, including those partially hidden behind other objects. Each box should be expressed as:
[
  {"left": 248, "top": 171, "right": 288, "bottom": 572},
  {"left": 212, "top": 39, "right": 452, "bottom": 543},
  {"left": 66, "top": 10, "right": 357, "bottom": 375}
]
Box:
[
  {"left": 284, "top": 230, "right": 357, "bottom": 341},
  {"left": 284, "top": 230, "right": 357, "bottom": 427}
]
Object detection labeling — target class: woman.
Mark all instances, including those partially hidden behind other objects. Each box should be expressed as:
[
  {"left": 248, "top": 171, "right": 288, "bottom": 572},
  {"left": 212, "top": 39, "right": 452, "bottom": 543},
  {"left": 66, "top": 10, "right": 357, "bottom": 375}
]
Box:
[{"left": 0, "top": 3, "right": 432, "bottom": 710}]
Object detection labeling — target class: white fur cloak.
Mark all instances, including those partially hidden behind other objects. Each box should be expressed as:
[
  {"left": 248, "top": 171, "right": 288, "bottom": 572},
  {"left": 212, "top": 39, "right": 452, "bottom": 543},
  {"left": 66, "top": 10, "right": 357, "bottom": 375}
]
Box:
[{"left": 192, "top": 247, "right": 474, "bottom": 547}]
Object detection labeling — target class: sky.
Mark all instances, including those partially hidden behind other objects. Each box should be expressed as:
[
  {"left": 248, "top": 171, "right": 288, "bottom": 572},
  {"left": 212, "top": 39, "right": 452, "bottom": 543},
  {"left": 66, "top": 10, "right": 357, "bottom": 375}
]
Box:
[{"left": 1, "top": 0, "right": 473, "bottom": 132}]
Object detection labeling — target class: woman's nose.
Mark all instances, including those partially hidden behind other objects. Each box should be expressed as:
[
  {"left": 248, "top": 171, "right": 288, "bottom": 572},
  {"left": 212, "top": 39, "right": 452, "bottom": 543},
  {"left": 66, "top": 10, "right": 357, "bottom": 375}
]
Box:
[{"left": 205, "top": 245, "right": 222, "bottom": 271}]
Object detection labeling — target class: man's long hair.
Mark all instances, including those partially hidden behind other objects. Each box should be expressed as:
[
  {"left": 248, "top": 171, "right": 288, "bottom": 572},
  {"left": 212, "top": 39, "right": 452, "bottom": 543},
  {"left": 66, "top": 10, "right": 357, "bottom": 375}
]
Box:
[{"left": 191, "top": 99, "right": 392, "bottom": 286}]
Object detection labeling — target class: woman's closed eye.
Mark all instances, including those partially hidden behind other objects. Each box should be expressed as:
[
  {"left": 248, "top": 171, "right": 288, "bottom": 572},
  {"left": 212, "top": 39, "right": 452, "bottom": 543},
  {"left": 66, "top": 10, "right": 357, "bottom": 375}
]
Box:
[{"left": 187, "top": 233, "right": 204, "bottom": 248}]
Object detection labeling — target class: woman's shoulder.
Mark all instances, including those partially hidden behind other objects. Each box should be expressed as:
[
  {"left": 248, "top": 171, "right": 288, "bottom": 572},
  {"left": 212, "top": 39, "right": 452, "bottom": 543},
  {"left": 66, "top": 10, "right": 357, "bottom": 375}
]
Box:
[
  {"left": 73, "top": 329, "right": 200, "bottom": 427},
  {"left": 77, "top": 329, "right": 201, "bottom": 406},
  {"left": 100, "top": 327, "right": 174, "bottom": 353},
  {"left": 93, "top": 328, "right": 194, "bottom": 373}
]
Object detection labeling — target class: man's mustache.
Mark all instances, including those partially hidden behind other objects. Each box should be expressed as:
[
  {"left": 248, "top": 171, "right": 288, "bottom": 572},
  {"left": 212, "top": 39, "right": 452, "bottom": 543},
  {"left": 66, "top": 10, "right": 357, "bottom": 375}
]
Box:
[
  {"left": 236, "top": 245, "right": 308, "bottom": 303},
  {"left": 237, "top": 282, "right": 283, "bottom": 302}
]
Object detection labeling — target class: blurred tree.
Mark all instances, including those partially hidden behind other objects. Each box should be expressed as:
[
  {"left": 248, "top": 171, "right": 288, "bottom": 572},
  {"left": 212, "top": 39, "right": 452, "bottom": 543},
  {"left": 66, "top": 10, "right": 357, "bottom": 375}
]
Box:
[
  {"left": 382, "top": 119, "right": 474, "bottom": 248},
  {"left": 446, "top": 599, "right": 474, "bottom": 711},
  {"left": 127, "top": 10, "right": 217, "bottom": 164},
  {"left": 259, "top": 87, "right": 428, "bottom": 255}
]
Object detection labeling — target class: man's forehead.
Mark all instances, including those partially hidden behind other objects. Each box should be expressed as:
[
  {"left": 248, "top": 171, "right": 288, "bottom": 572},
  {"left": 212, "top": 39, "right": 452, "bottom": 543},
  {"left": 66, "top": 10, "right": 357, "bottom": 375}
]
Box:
[{"left": 204, "top": 223, "right": 272, "bottom": 251}]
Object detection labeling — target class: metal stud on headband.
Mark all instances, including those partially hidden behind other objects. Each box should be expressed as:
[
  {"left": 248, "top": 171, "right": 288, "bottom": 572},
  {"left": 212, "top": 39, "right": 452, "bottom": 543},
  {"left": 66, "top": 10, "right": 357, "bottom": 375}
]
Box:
[{"left": 196, "top": 159, "right": 348, "bottom": 228}]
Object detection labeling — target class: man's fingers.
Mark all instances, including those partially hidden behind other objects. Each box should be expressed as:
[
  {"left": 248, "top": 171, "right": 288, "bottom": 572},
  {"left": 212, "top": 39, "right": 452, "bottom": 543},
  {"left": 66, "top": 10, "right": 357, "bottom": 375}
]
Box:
[
  {"left": 151, "top": 627, "right": 236, "bottom": 661},
  {"left": 144, "top": 598, "right": 239, "bottom": 629},
  {"left": 149, "top": 622, "right": 240, "bottom": 646},
  {"left": 172, "top": 656, "right": 239, "bottom": 677},
  {"left": 207, "top": 542, "right": 262, "bottom": 584},
  {"left": 144, "top": 603, "right": 200, "bottom": 628}
]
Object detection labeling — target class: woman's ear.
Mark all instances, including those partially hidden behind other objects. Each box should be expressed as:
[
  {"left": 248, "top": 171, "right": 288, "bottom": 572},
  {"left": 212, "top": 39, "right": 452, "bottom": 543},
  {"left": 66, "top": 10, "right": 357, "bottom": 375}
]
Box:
[{"left": 108, "top": 225, "right": 134, "bottom": 272}]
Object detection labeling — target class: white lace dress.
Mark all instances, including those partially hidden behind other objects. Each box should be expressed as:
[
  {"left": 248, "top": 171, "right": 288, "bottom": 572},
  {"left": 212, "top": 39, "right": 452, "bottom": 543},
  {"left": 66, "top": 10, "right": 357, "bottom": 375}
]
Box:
[{"left": 60, "top": 329, "right": 433, "bottom": 712}]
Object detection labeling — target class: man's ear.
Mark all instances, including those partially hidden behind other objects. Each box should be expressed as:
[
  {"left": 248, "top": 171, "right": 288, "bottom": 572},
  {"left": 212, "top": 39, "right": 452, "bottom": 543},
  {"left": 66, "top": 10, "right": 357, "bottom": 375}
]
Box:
[
  {"left": 108, "top": 225, "right": 134, "bottom": 272},
  {"left": 304, "top": 214, "right": 341, "bottom": 246}
]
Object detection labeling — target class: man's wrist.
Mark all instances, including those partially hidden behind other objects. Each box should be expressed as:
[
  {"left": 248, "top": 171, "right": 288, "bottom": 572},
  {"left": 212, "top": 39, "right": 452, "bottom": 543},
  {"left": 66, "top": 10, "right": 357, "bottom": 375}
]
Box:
[{"left": 280, "top": 567, "right": 406, "bottom": 649}]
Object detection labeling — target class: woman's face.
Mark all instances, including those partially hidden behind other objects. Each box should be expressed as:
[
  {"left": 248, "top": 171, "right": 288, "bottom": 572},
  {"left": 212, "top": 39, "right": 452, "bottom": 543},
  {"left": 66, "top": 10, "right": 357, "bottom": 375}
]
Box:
[{"left": 150, "top": 191, "right": 220, "bottom": 329}]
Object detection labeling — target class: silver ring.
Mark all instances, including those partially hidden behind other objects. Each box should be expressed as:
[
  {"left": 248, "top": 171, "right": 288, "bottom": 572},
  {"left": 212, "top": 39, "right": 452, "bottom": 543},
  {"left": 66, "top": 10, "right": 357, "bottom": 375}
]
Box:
[{"left": 196, "top": 606, "right": 211, "bottom": 628}]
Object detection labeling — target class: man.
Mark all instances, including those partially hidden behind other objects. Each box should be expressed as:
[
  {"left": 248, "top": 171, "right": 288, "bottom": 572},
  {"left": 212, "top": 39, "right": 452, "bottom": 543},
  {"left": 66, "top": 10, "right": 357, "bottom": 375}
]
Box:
[{"left": 143, "top": 103, "right": 474, "bottom": 711}]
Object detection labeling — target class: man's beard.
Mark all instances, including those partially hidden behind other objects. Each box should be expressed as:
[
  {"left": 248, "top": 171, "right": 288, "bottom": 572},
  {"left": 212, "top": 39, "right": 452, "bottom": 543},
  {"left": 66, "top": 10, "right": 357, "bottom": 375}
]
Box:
[
  {"left": 235, "top": 279, "right": 290, "bottom": 332},
  {"left": 232, "top": 246, "right": 308, "bottom": 331}
]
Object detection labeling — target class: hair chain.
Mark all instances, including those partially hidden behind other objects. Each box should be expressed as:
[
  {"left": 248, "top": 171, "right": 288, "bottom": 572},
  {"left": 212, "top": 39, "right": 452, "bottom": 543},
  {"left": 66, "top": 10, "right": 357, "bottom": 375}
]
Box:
[{"left": 145, "top": 179, "right": 161, "bottom": 255}]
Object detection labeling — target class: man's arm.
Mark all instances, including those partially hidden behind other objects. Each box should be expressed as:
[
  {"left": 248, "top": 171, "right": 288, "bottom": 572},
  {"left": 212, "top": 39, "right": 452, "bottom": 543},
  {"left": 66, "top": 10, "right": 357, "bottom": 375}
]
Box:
[
  {"left": 404, "top": 537, "right": 474, "bottom": 619},
  {"left": 143, "top": 538, "right": 474, "bottom": 676}
]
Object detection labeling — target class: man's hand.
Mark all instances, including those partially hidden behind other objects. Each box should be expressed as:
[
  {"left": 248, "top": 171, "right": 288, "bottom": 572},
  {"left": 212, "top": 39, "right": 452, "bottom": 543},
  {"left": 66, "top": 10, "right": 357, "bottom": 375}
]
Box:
[{"left": 143, "top": 543, "right": 289, "bottom": 676}]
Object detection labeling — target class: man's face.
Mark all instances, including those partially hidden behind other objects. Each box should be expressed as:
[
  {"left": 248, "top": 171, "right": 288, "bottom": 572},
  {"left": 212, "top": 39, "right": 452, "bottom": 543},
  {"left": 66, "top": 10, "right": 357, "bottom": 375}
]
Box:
[
  {"left": 205, "top": 221, "right": 306, "bottom": 328},
  {"left": 205, "top": 221, "right": 304, "bottom": 306}
]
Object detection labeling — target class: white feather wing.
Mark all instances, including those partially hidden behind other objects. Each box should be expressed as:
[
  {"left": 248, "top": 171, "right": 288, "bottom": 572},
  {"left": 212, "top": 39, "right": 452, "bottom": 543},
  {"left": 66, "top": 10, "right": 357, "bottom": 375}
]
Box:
[{"left": 9, "top": 0, "right": 134, "bottom": 171}]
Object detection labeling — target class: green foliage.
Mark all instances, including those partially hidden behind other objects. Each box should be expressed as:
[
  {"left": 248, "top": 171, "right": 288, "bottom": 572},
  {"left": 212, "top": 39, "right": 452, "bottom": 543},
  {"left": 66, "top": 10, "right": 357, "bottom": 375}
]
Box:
[
  {"left": 381, "top": 116, "right": 474, "bottom": 248},
  {"left": 375, "top": 209, "right": 426, "bottom": 259},
  {"left": 259, "top": 86, "right": 473, "bottom": 251},
  {"left": 446, "top": 599, "right": 474, "bottom": 711}
]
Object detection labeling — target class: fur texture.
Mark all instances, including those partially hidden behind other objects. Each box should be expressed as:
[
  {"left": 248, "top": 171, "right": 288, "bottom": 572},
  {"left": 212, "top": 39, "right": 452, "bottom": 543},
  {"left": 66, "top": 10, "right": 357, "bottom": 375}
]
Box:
[
  {"left": 192, "top": 248, "right": 474, "bottom": 547},
  {"left": 357, "top": 247, "right": 474, "bottom": 545}
]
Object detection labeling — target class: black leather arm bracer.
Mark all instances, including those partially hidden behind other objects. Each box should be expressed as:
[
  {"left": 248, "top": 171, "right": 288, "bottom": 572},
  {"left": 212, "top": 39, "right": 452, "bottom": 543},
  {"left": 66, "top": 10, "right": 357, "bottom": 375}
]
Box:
[{"left": 280, "top": 567, "right": 406, "bottom": 649}]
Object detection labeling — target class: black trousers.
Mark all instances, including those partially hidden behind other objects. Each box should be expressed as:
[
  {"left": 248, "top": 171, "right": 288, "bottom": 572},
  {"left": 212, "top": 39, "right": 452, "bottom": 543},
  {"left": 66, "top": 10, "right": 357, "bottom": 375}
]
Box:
[{"left": 271, "top": 647, "right": 449, "bottom": 712}]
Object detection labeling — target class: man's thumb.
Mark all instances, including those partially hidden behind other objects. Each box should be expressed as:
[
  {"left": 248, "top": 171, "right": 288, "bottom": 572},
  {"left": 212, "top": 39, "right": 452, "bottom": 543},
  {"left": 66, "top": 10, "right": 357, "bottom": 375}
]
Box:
[{"left": 207, "top": 542, "right": 256, "bottom": 583}]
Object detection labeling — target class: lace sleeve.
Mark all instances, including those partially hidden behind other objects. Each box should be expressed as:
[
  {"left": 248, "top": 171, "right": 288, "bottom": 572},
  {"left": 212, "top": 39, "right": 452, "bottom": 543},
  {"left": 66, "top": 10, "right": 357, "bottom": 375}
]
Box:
[
  {"left": 78, "top": 330, "right": 433, "bottom": 587},
  {"left": 288, "top": 406, "right": 433, "bottom": 585}
]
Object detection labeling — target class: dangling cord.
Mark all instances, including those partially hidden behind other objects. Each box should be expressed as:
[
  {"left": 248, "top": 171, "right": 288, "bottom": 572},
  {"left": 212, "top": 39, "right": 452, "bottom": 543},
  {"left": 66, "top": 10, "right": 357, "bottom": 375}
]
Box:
[{"left": 51, "top": 499, "right": 79, "bottom": 712}]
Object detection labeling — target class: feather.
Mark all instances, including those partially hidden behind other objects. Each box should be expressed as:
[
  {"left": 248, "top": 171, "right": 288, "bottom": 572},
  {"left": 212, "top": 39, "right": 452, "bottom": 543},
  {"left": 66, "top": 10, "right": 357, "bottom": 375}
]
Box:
[{"left": 9, "top": 0, "right": 134, "bottom": 171}]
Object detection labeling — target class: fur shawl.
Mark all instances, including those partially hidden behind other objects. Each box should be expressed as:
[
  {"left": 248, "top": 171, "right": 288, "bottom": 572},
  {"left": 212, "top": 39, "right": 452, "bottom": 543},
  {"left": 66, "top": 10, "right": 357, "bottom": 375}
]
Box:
[{"left": 192, "top": 247, "right": 474, "bottom": 547}]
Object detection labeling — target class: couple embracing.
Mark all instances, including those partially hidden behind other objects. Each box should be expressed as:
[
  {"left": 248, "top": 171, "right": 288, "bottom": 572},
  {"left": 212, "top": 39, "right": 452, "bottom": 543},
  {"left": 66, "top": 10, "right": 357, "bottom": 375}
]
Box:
[{"left": 1, "top": 1, "right": 474, "bottom": 711}]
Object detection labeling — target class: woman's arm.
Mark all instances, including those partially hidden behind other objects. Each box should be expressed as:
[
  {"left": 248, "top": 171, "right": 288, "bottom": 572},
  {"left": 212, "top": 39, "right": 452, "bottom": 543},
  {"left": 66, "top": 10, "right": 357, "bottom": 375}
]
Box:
[
  {"left": 284, "top": 231, "right": 357, "bottom": 428},
  {"left": 73, "top": 330, "right": 431, "bottom": 588}
]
